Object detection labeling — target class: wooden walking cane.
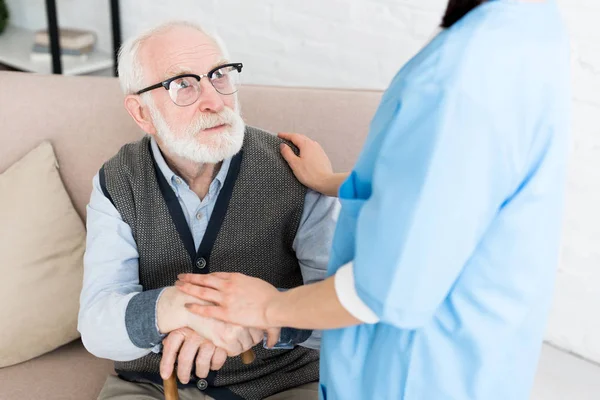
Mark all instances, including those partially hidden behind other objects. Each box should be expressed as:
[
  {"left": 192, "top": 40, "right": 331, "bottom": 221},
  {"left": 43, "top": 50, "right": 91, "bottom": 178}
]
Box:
[
  {"left": 163, "top": 349, "right": 256, "bottom": 400},
  {"left": 164, "top": 372, "right": 180, "bottom": 400}
]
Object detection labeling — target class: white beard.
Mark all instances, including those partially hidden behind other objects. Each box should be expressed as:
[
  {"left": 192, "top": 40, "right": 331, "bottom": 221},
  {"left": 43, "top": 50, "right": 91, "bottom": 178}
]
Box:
[{"left": 148, "top": 99, "right": 245, "bottom": 164}]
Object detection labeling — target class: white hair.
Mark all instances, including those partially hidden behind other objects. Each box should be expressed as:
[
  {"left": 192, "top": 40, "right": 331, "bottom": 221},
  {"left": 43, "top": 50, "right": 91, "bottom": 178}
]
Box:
[{"left": 117, "top": 20, "right": 231, "bottom": 95}]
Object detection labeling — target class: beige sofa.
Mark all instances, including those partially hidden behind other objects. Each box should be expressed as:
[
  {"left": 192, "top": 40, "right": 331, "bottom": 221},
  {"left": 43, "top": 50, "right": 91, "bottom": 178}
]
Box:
[{"left": 0, "top": 72, "right": 598, "bottom": 400}]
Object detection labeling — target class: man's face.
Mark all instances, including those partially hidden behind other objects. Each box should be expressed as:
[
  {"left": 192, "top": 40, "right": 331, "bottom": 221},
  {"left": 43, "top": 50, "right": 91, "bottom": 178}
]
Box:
[{"left": 139, "top": 26, "right": 245, "bottom": 164}]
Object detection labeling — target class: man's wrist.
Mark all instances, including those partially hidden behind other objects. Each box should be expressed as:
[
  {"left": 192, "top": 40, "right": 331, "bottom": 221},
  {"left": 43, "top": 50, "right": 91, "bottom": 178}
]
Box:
[
  {"left": 126, "top": 288, "right": 167, "bottom": 348},
  {"left": 156, "top": 288, "right": 171, "bottom": 333},
  {"left": 157, "top": 287, "right": 188, "bottom": 334}
]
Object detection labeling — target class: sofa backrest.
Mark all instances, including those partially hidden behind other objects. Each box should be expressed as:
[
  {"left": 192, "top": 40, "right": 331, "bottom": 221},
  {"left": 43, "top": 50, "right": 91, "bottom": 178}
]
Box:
[{"left": 0, "top": 72, "right": 382, "bottom": 219}]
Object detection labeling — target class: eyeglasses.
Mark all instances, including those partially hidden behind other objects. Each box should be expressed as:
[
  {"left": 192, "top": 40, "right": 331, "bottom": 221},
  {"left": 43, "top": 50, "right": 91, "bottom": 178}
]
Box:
[{"left": 135, "top": 62, "right": 243, "bottom": 107}]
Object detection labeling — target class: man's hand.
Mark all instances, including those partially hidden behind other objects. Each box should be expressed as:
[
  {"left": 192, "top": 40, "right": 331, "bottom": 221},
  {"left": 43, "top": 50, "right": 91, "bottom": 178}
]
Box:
[
  {"left": 186, "top": 313, "right": 264, "bottom": 356},
  {"left": 157, "top": 286, "right": 211, "bottom": 334},
  {"left": 159, "top": 327, "right": 227, "bottom": 383},
  {"left": 157, "top": 286, "right": 263, "bottom": 356}
]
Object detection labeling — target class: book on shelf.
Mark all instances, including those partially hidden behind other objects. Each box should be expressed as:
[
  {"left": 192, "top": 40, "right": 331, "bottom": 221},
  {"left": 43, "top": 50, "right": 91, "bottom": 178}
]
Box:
[
  {"left": 31, "top": 43, "right": 94, "bottom": 56},
  {"left": 30, "top": 51, "right": 89, "bottom": 63},
  {"left": 34, "top": 28, "right": 97, "bottom": 50}
]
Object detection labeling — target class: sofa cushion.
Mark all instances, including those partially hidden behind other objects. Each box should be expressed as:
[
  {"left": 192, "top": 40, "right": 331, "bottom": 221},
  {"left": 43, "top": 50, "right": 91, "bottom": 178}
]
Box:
[
  {"left": 0, "top": 339, "right": 114, "bottom": 400},
  {"left": 0, "top": 142, "right": 85, "bottom": 368}
]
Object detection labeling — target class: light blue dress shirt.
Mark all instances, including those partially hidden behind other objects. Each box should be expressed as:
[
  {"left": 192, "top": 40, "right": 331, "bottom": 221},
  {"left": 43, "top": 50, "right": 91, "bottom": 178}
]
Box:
[
  {"left": 79, "top": 137, "right": 339, "bottom": 361},
  {"left": 319, "top": 1, "right": 571, "bottom": 399}
]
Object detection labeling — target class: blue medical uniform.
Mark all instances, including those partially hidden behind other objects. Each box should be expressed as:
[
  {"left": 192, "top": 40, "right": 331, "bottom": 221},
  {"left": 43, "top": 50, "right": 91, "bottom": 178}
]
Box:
[{"left": 320, "top": 1, "right": 570, "bottom": 399}]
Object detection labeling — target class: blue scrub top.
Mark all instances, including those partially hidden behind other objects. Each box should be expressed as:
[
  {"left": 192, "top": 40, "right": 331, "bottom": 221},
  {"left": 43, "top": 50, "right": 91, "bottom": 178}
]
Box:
[{"left": 320, "top": 1, "right": 570, "bottom": 399}]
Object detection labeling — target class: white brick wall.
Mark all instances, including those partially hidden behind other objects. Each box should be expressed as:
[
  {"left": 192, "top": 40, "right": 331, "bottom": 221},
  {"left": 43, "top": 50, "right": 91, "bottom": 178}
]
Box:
[
  {"left": 548, "top": 0, "right": 600, "bottom": 366},
  {"left": 6, "top": 0, "right": 600, "bottom": 364},
  {"left": 5, "top": 0, "right": 447, "bottom": 89}
]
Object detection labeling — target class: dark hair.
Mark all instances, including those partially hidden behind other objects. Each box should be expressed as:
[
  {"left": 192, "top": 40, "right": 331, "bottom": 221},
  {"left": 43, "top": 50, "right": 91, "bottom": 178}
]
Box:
[{"left": 441, "top": 0, "right": 485, "bottom": 28}]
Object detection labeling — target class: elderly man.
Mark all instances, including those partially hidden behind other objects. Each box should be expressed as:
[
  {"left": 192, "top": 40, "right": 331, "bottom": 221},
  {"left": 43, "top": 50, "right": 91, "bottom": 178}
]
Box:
[{"left": 78, "top": 20, "right": 338, "bottom": 400}]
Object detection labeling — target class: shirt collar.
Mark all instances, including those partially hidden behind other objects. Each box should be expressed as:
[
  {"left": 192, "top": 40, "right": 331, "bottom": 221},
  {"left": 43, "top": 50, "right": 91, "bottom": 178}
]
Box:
[{"left": 150, "top": 136, "right": 231, "bottom": 193}]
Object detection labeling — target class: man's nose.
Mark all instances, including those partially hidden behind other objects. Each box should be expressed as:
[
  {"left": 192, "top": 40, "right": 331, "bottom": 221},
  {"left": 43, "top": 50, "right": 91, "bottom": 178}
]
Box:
[{"left": 196, "top": 79, "right": 225, "bottom": 113}]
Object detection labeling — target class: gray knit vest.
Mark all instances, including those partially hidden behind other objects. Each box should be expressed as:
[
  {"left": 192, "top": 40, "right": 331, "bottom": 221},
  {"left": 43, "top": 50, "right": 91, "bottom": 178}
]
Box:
[{"left": 101, "top": 127, "right": 319, "bottom": 400}]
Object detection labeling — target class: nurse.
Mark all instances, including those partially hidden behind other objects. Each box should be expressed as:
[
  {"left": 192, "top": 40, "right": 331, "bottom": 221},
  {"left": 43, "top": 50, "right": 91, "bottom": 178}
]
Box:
[{"left": 178, "top": 0, "right": 571, "bottom": 398}]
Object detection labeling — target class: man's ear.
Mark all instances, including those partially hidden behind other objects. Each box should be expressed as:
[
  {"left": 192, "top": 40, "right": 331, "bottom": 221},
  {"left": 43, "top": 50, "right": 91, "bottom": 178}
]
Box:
[{"left": 124, "top": 94, "right": 157, "bottom": 135}]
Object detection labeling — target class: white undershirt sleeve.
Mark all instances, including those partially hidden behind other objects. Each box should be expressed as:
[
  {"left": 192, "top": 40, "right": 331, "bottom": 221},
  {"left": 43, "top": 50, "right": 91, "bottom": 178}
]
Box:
[{"left": 334, "top": 261, "right": 380, "bottom": 324}]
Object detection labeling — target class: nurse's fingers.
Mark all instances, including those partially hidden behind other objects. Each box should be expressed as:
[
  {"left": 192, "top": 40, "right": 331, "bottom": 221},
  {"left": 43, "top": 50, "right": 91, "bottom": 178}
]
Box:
[
  {"left": 280, "top": 143, "right": 299, "bottom": 166},
  {"left": 278, "top": 132, "right": 309, "bottom": 146},
  {"left": 178, "top": 273, "right": 229, "bottom": 290},
  {"left": 185, "top": 303, "right": 229, "bottom": 322},
  {"left": 176, "top": 281, "right": 223, "bottom": 304}
]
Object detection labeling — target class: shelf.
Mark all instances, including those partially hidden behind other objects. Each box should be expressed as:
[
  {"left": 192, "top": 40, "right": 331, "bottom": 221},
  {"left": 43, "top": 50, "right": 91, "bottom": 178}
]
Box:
[{"left": 0, "top": 25, "right": 113, "bottom": 75}]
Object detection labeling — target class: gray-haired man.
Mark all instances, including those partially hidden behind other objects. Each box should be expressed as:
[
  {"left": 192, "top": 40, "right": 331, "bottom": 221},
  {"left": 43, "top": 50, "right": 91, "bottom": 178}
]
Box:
[{"left": 78, "top": 20, "right": 338, "bottom": 400}]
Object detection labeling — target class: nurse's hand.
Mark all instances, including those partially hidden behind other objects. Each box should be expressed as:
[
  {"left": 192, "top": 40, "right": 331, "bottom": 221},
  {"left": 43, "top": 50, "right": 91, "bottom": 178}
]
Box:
[
  {"left": 278, "top": 132, "right": 343, "bottom": 197},
  {"left": 176, "top": 272, "right": 283, "bottom": 347}
]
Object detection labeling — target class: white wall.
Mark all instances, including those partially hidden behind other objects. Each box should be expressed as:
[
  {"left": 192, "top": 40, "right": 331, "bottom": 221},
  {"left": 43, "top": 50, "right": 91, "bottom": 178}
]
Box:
[
  {"left": 548, "top": 0, "right": 600, "bottom": 366},
  {"left": 5, "top": 0, "right": 444, "bottom": 89},
  {"left": 5, "top": 0, "right": 600, "bottom": 364}
]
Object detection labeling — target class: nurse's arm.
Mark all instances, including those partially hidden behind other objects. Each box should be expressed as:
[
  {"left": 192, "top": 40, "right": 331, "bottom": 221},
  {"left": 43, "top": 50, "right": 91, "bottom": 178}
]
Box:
[
  {"left": 177, "top": 272, "right": 368, "bottom": 333},
  {"left": 269, "top": 276, "right": 364, "bottom": 330}
]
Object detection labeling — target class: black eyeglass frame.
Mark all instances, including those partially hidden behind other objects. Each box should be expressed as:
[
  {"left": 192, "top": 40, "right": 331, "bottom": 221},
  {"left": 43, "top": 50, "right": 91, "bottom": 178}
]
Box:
[{"left": 135, "top": 62, "right": 243, "bottom": 96}]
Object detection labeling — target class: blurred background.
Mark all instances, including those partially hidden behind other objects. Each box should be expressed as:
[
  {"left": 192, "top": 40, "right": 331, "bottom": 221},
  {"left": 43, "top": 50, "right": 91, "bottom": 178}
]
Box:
[{"left": 0, "top": 0, "right": 598, "bottom": 374}]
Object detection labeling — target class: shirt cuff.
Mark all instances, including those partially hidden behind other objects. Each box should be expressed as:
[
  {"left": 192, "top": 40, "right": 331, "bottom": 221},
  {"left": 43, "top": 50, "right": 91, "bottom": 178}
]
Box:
[
  {"left": 334, "top": 261, "right": 380, "bottom": 324},
  {"left": 282, "top": 327, "right": 313, "bottom": 345},
  {"left": 125, "top": 288, "right": 167, "bottom": 348}
]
